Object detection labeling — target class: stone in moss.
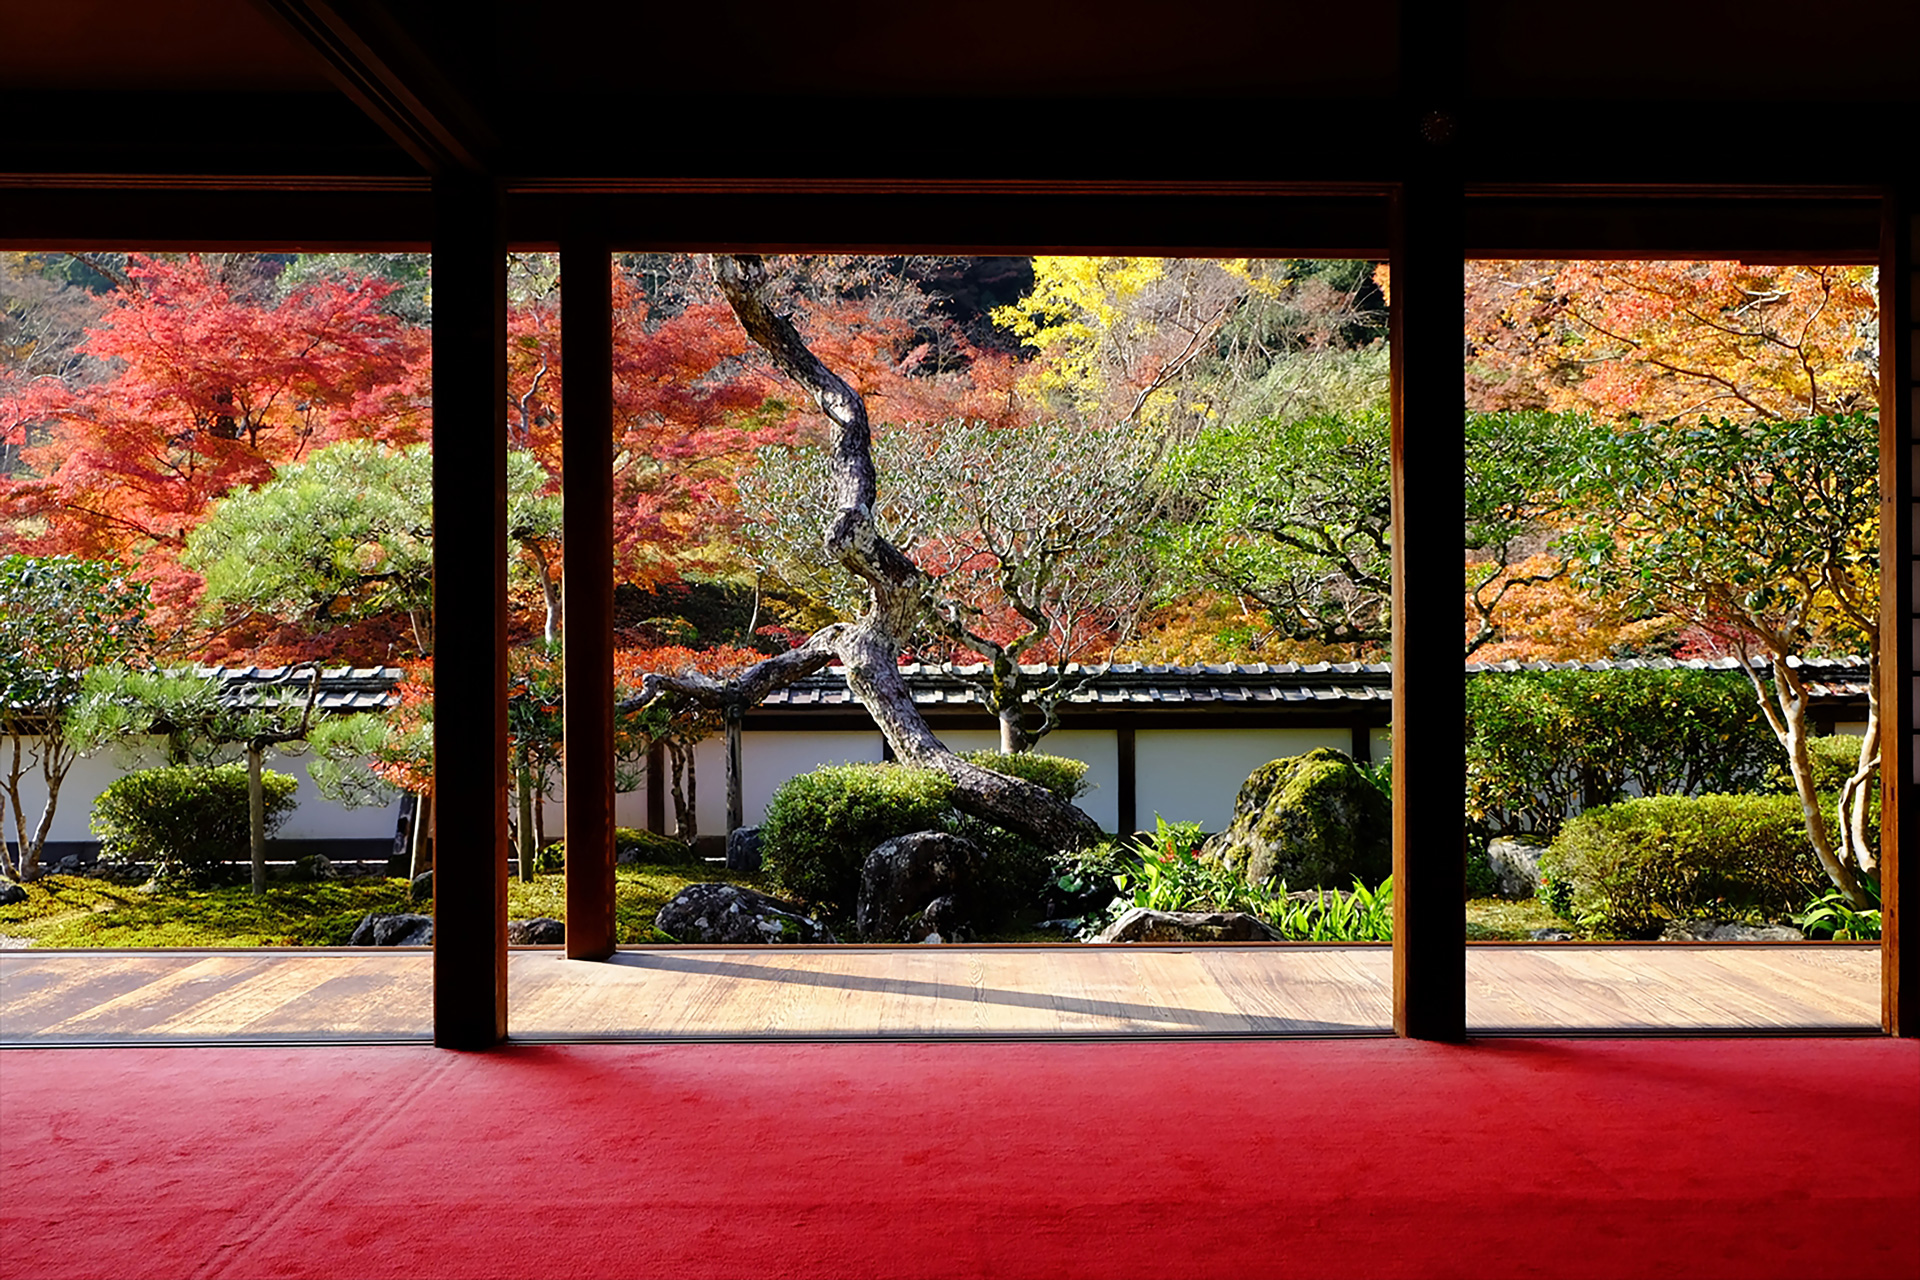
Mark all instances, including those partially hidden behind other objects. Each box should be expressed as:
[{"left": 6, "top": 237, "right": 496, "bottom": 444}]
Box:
[{"left": 1205, "top": 748, "right": 1390, "bottom": 890}]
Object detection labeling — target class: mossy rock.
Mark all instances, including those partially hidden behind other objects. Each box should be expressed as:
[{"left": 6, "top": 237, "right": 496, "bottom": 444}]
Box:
[{"left": 1207, "top": 748, "right": 1391, "bottom": 890}]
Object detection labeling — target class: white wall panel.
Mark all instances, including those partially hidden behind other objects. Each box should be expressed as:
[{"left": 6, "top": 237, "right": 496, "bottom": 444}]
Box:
[{"left": 1135, "top": 728, "right": 1350, "bottom": 831}]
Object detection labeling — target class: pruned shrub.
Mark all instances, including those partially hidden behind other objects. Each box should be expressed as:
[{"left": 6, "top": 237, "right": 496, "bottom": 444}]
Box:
[
  {"left": 541, "top": 826, "right": 698, "bottom": 871},
  {"left": 1538, "top": 793, "right": 1825, "bottom": 937},
  {"left": 1466, "top": 668, "right": 1778, "bottom": 839},
  {"left": 760, "top": 763, "right": 955, "bottom": 917},
  {"left": 92, "top": 762, "right": 299, "bottom": 887},
  {"left": 959, "top": 748, "right": 1090, "bottom": 801},
  {"left": 956, "top": 751, "right": 1092, "bottom": 922},
  {"left": 1766, "top": 734, "right": 1872, "bottom": 797}
]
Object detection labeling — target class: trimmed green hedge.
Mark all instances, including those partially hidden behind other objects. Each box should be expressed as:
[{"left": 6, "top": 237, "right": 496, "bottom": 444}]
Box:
[
  {"left": 759, "top": 752, "right": 1093, "bottom": 922},
  {"left": 540, "top": 826, "right": 699, "bottom": 871},
  {"left": 957, "top": 750, "right": 1093, "bottom": 921},
  {"left": 958, "top": 748, "right": 1089, "bottom": 801},
  {"left": 760, "top": 763, "right": 957, "bottom": 917},
  {"left": 1539, "top": 793, "right": 1826, "bottom": 937},
  {"left": 1466, "top": 668, "right": 1778, "bottom": 839},
  {"left": 92, "top": 762, "right": 299, "bottom": 888}
]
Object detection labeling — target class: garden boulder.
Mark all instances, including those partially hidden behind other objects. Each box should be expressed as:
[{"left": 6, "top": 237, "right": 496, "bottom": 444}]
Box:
[
  {"left": 0, "top": 879, "right": 27, "bottom": 906},
  {"left": 507, "top": 916, "right": 566, "bottom": 945},
  {"left": 655, "top": 883, "right": 836, "bottom": 944},
  {"left": 725, "top": 826, "right": 764, "bottom": 874},
  {"left": 1205, "top": 749, "right": 1391, "bottom": 890},
  {"left": 1093, "top": 908, "right": 1284, "bottom": 943},
  {"left": 856, "top": 831, "right": 982, "bottom": 942},
  {"left": 1486, "top": 838, "right": 1544, "bottom": 899},
  {"left": 1659, "top": 919, "right": 1805, "bottom": 942},
  {"left": 349, "top": 912, "right": 434, "bottom": 946}
]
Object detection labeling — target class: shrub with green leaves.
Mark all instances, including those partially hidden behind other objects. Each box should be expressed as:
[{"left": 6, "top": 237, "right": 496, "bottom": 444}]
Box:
[
  {"left": 759, "top": 763, "right": 957, "bottom": 917},
  {"left": 958, "top": 748, "right": 1090, "bottom": 801},
  {"left": 954, "top": 751, "right": 1092, "bottom": 921},
  {"left": 1539, "top": 793, "right": 1825, "bottom": 937},
  {"left": 541, "top": 826, "right": 699, "bottom": 872},
  {"left": 1466, "top": 668, "right": 1779, "bottom": 839},
  {"left": 92, "top": 762, "right": 299, "bottom": 888},
  {"left": 1765, "top": 734, "right": 1872, "bottom": 797}
]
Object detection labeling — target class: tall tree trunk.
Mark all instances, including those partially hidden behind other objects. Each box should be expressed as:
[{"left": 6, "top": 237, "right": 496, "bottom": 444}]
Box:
[
  {"left": 712, "top": 254, "right": 1101, "bottom": 851},
  {"left": 247, "top": 743, "right": 268, "bottom": 896},
  {"left": 724, "top": 703, "right": 744, "bottom": 834},
  {"left": 1739, "top": 655, "right": 1871, "bottom": 907},
  {"left": 514, "top": 745, "right": 537, "bottom": 881},
  {"left": 666, "top": 739, "right": 697, "bottom": 846},
  {"left": 1837, "top": 645, "right": 1881, "bottom": 880},
  {"left": 4, "top": 733, "right": 26, "bottom": 880}
]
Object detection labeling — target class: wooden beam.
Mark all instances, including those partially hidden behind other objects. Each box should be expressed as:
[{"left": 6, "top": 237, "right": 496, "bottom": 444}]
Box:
[
  {"left": 1389, "top": 176, "right": 1467, "bottom": 1041},
  {"left": 430, "top": 174, "right": 509, "bottom": 1048},
  {"left": 503, "top": 185, "right": 1392, "bottom": 258},
  {"left": 1464, "top": 192, "right": 1881, "bottom": 263},
  {"left": 0, "top": 182, "right": 431, "bottom": 250},
  {"left": 1390, "top": 1, "right": 1468, "bottom": 1042},
  {"left": 250, "top": 0, "right": 494, "bottom": 173},
  {"left": 1881, "top": 185, "right": 1915, "bottom": 1035},
  {"left": 561, "top": 238, "right": 617, "bottom": 961}
]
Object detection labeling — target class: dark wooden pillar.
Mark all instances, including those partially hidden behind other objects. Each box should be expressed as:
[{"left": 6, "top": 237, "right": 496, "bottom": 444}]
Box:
[
  {"left": 1116, "top": 724, "right": 1137, "bottom": 836},
  {"left": 646, "top": 742, "right": 666, "bottom": 834},
  {"left": 1389, "top": 100, "right": 1468, "bottom": 1038},
  {"left": 431, "top": 174, "right": 510, "bottom": 1048},
  {"left": 1881, "top": 184, "right": 1915, "bottom": 1035},
  {"left": 561, "top": 240, "right": 617, "bottom": 960}
]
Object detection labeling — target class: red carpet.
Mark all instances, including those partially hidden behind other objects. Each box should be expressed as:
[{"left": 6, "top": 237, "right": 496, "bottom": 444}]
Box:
[{"left": 3, "top": 1038, "right": 1916, "bottom": 1280}]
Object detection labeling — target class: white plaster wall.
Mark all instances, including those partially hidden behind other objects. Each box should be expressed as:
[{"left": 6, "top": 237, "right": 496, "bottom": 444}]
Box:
[
  {"left": 681, "top": 730, "right": 887, "bottom": 835},
  {"left": 1135, "top": 728, "right": 1352, "bottom": 831},
  {"left": 537, "top": 760, "right": 652, "bottom": 839},
  {"left": 928, "top": 728, "right": 1120, "bottom": 832},
  {"left": 1369, "top": 727, "right": 1393, "bottom": 765},
  {"left": 641, "top": 727, "right": 1120, "bottom": 836},
  {"left": 2, "top": 735, "right": 402, "bottom": 844}
]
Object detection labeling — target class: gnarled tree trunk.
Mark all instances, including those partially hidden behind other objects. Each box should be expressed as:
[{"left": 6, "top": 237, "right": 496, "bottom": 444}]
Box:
[{"left": 709, "top": 254, "right": 1101, "bottom": 853}]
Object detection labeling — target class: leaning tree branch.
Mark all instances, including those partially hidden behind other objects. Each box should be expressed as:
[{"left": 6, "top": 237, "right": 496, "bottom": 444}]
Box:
[{"left": 709, "top": 254, "right": 1101, "bottom": 851}]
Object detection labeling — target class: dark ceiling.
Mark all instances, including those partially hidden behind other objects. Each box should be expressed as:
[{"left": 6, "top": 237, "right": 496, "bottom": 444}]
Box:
[{"left": 2, "top": 0, "right": 1914, "bottom": 184}]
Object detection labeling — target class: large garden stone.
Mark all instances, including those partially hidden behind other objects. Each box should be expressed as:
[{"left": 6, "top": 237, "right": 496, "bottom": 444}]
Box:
[
  {"left": 1093, "top": 907, "right": 1284, "bottom": 943},
  {"left": 507, "top": 916, "right": 565, "bottom": 945},
  {"left": 349, "top": 912, "right": 434, "bottom": 946},
  {"left": 1205, "top": 748, "right": 1390, "bottom": 890},
  {"left": 0, "top": 879, "right": 27, "bottom": 906},
  {"left": 655, "top": 883, "right": 836, "bottom": 944},
  {"left": 725, "top": 826, "right": 763, "bottom": 874},
  {"left": 1486, "top": 838, "right": 1544, "bottom": 899},
  {"left": 1659, "top": 919, "right": 1805, "bottom": 942},
  {"left": 856, "top": 831, "right": 982, "bottom": 942}
]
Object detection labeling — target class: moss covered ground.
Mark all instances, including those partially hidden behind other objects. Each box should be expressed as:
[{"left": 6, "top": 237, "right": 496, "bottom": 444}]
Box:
[
  {"left": 0, "top": 863, "right": 777, "bottom": 948},
  {"left": 1, "top": 867, "right": 1589, "bottom": 947}
]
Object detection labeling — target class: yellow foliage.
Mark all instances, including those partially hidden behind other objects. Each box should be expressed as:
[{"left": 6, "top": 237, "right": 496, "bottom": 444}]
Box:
[{"left": 991, "top": 257, "right": 1167, "bottom": 410}]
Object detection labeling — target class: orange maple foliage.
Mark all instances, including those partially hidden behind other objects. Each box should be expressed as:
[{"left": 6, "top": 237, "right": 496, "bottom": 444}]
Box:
[
  {"left": 1464, "top": 259, "right": 1877, "bottom": 420},
  {"left": 1464, "top": 553, "right": 1681, "bottom": 663},
  {"left": 0, "top": 254, "right": 427, "bottom": 562}
]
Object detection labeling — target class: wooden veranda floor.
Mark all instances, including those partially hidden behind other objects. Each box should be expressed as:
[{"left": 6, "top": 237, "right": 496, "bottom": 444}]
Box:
[{"left": 0, "top": 943, "right": 1881, "bottom": 1044}]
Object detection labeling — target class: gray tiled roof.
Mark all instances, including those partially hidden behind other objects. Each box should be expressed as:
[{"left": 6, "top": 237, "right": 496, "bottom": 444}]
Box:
[
  {"left": 760, "top": 660, "right": 1397, "bottom": 710},
  {"left": 196, "top": 666, "right": 406, "bottom": 713},
  {"left": 752, "top": 655, "right": 1871, "bottom": 711},
  {"left": 166, "top": 656, "right": 1869, "bottom": 718}
]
